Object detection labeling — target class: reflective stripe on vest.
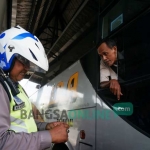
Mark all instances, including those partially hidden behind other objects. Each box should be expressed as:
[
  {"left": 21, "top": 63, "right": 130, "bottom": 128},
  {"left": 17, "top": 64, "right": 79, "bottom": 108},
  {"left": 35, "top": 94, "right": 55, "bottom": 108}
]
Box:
[
  {"left": 9, "top": 84, "right": 37, "bottom": 133},
  {"left": 10, "top": 116, "right": 26, "bottom": 126}
]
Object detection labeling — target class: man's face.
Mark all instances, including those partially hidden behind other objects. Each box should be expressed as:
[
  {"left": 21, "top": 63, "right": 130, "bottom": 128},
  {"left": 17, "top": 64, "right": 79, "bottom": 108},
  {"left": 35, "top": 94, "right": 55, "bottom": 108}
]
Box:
[
  {"left": 9, "top": 59, "right": 29, "bottom": 82},
  {"left": 97, "top": 42, "right": 117, "bottom": 66}
]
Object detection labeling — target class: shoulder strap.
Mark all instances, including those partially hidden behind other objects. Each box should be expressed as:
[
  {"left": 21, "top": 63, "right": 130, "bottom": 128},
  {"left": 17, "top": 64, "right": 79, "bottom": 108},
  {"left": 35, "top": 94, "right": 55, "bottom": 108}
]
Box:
[
  {"left": 0, "top": 69, "right": 20, "bottom": 101},
  {"left": 0, "top": 76, "right": 11, "bottom": 101}
]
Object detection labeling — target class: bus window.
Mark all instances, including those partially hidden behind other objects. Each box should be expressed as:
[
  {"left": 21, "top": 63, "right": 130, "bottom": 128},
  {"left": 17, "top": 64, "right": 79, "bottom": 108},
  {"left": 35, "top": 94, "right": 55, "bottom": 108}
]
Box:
[
  {"left": 98, "top": 9, "right": 150, "bottom": 136},
  {"left": 102, "top": 0, "right": 150, "bottom": 38}
]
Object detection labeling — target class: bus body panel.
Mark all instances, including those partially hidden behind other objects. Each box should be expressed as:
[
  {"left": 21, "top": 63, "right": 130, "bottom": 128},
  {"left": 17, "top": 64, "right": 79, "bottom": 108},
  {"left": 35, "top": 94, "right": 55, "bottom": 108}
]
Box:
[{"left": 30, "top": 61, "right": 150, "bottom": 150}]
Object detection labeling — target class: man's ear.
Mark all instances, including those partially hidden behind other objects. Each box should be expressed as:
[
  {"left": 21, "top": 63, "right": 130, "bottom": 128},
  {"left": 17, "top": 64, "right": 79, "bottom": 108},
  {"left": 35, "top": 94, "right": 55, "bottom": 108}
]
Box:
[
  {"left": 113, "top": 46, "right": 117, "bottom": 52},
  {"left": 113, "top": 46, "right": 117, "bottom": 59}
]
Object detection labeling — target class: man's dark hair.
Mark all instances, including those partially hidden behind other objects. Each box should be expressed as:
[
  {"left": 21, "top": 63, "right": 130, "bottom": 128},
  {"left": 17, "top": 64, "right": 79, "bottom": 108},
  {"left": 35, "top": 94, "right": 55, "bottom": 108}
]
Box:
[{"left": 97, "top": 38, "right": 117, "bottom": 49}]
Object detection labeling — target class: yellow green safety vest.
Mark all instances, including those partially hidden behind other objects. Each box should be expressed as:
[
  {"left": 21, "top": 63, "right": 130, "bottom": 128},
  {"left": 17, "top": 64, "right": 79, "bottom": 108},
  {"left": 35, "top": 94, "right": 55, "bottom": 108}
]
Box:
[{"left": 9, "top": 84, "right": 37, "bottom": 133}]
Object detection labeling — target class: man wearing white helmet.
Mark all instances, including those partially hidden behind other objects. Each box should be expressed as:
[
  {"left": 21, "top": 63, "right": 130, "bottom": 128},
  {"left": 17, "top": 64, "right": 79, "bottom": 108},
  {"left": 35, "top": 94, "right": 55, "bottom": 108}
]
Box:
[{"left": 0, "top": 26, "right": 69, "bottom": 150}]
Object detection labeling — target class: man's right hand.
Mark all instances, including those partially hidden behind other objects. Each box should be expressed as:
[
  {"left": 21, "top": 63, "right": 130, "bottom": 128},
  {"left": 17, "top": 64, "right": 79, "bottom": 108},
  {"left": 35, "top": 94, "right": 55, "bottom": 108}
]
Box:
[
  {"left": 49, "top": 123, "right": 69, "bottom": 143},
  {"left": 109, "top": 79, "right": 123, "bottom": 100}
]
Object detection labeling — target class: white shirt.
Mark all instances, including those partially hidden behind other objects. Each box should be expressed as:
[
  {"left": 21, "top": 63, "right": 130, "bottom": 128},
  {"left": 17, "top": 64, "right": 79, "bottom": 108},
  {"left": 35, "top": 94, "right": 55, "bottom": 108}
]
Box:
[{"left": 100, "top": 60, "right": 118, "bottom": 82}]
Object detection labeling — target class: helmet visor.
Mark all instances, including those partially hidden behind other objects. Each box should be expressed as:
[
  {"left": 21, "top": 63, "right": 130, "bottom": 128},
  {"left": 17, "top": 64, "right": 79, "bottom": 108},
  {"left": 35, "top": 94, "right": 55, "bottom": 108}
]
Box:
[{"left": 15, "top": 54, "right": 46, "bottom": 73}]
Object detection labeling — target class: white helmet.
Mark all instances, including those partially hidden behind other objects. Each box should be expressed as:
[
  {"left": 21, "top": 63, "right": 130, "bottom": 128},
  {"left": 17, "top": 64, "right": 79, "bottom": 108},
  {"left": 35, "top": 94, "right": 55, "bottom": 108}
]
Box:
[{"left": 0, "top": 25, "right": 49, "bottom": 73}]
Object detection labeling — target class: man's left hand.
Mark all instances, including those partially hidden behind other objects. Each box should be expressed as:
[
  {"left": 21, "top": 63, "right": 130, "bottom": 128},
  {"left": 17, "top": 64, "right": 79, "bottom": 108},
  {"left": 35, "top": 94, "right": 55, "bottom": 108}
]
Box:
[{"left": 109, "top": 79, "right": 123, "bottom": 100}]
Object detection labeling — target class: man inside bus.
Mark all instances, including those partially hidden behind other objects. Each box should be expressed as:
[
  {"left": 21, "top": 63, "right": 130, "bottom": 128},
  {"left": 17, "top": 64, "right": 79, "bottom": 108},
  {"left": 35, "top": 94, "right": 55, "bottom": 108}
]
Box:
[{"left": 97, "top": 38, "right": 124, "bottom": 100}]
